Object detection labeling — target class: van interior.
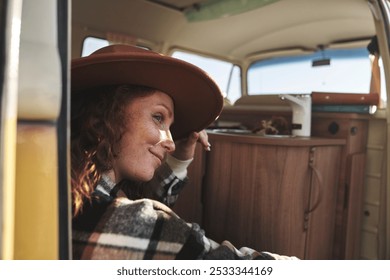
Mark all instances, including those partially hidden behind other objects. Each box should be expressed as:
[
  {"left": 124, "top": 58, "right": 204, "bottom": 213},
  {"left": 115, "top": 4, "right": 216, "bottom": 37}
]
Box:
[{"left": 1, "top": 0, "right": 390, "bottom": 260}]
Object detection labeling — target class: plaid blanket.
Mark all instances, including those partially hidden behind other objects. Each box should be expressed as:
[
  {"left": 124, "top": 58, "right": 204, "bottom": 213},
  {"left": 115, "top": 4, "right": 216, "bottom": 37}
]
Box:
[{"left": 72, "top": 164, "right": 296, "bottom": 260}]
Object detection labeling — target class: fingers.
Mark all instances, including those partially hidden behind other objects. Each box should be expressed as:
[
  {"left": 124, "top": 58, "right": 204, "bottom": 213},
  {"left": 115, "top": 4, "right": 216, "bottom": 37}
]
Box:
[
  {"left": 197, "top": 130, "right": 211, "bottom": 151},
  {"left": 170, "top": 132, "right": 198, "bottom": 160},
  {"left": 186, "top": 131, "right": 211, "bottom": 151},
  {"left": 187, "top": 131, "right": 200, "bottom": 145},
  {"left": 171, "top": 130, "right": 211, "bottom": 160}
]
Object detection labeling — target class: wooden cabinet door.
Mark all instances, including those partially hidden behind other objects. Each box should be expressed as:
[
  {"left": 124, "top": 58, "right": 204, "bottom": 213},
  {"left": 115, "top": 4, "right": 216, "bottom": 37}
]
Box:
[
  {"left": 203, "top": 140, "right": 312, "bottom": 258},
  {"left": 311, "top": 113, "right": 368, "bottom": 259},
  {"left": 305, "top": 146, "right": 342, "bottom": 259},
  {"left": 203, "top": 138, "right": 342, "bottom": 259}
]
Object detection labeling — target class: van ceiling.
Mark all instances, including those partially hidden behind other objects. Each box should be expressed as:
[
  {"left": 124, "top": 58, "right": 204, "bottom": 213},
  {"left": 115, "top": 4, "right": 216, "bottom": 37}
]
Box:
[{"left": 72, "top": 0, "right": 375, "bottom": 60}]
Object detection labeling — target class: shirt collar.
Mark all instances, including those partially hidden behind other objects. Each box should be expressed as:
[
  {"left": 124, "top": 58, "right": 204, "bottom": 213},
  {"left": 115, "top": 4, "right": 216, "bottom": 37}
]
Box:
[{"left": 96, "top": 173, "right": 116, "bottom": 196}]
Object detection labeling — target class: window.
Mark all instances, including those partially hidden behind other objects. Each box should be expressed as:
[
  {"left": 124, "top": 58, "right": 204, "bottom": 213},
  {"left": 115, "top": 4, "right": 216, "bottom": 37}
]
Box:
[
  {"left": 82, "top": 37, "right": 109, "bottom": 57},
  {"left": 248, "top": 48, "right": 373, "bottom": 95},
  {"left": 172, "top": 50, "right": 242, "bottom": 104}
]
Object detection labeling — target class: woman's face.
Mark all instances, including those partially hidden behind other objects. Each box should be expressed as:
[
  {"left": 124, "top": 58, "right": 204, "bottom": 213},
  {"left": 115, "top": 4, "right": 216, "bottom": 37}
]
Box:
[{"left": 111, "top": 90, "right": 175, "bottom": 183}]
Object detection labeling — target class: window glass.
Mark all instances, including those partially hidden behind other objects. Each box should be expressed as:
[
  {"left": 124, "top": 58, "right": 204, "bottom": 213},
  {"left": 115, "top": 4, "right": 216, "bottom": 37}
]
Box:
[
  {"left": 226, "top": 65, "right": 242, "bottom": 104},
  {"left": 82, "top": 37, "right": 109, "bottom": 57},
  {"left": 172, "top": 51, "right": 242, "bottom": 104},
  {"left": 81, "top": 37, "right": 150, "bottom": 56},
  {"left": 248, "top": 48, "right": 372, "bottom": 95}
]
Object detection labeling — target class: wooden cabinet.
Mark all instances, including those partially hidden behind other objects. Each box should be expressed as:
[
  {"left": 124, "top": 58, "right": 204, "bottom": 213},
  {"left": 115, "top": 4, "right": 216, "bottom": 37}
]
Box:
[
  {"left": 173, "top": 111, "right": 369, "bottom": 259},
  {"left": 202, "top": 133, "right": 345, "bottom": 259},
  {"left": 311, "top": 112, "right": 369, "bottom": 259}
]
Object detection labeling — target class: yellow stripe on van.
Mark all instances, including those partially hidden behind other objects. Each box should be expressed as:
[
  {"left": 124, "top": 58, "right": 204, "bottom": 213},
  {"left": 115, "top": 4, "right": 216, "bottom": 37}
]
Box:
[
  {"left": 1, "top": 119, "right": 18, "bottom": 260},
  {"left": 14, "top": 124, "right": 58, "bottom": 259}
]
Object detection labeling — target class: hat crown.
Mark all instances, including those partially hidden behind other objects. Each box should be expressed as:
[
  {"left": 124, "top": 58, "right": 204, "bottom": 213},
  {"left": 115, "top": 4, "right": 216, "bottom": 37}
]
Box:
[{"left": 91, "top": 44, "right": 158, "bottom": 57}]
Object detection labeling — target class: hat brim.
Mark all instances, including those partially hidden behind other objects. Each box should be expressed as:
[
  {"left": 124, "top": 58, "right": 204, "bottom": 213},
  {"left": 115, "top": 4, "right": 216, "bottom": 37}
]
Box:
[{"left": 71, "top": 47, "right": 223, "bottom": 140}]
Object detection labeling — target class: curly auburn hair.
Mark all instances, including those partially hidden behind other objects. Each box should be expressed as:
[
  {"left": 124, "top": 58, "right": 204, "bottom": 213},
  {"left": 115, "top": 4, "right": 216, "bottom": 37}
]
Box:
[{"left": 71, "top": 84, "right": 155, "bottom": 216}]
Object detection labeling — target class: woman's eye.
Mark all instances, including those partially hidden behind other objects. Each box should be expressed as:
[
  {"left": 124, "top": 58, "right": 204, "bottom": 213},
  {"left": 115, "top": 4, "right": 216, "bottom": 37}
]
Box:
[{"left": 153, "top": 114, "right": 163, "bottom": 123}]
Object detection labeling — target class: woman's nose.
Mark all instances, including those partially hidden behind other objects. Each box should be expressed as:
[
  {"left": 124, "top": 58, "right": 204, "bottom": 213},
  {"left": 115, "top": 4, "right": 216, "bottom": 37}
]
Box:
[
  {"left": 161, "top": 138, "right": 175, "bottom": 153},
  {"left": 159, "top": 129, "right": 176, "bottom": 153}
]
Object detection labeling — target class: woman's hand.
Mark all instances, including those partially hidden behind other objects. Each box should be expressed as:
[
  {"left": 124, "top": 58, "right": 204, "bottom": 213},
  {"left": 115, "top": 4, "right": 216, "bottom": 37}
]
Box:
[{"left": 171, "top": 130, "right": 211, "bottom": 160}]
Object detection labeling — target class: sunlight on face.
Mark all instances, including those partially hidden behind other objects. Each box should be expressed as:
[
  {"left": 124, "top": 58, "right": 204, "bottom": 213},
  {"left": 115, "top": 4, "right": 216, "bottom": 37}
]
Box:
[{"left": 111, "top": 91, "right": 175, "bottom": 183}]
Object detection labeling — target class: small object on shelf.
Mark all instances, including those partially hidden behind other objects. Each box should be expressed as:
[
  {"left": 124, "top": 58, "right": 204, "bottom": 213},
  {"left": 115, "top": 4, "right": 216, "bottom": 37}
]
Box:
[{"left": 252, "top": 116, "right": 291, "bottom": 135}]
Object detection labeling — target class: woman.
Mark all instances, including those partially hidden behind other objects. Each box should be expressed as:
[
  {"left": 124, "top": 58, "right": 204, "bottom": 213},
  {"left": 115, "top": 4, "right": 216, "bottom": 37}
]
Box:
[{"left": 71, "top": 45, "right": 296, "bottom": 260}]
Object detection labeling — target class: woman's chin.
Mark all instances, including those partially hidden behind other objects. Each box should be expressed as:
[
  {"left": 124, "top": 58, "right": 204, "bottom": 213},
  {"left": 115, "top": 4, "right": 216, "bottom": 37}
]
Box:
[
  {"left": 123, "top": 165, "right": 158, "bottom": 182},
  {"left": 135, "top": 171, "right": 156, "bottom": 182}
]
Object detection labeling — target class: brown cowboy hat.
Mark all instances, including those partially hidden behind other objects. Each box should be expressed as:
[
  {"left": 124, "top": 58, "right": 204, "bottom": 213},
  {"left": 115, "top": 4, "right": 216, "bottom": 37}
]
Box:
[{"left": 71, "top": 44, "right": 223, "bottom": 140}]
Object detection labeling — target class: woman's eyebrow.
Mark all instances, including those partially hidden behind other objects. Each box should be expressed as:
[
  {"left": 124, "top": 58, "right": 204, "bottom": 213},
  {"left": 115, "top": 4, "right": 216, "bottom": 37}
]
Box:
[{"left": 156, "top": 103, "right": 174, "bottom": 118}]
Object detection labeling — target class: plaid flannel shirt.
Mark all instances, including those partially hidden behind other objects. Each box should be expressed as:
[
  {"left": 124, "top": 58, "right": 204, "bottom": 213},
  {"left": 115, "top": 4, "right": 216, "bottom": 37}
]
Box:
[{"left": 72, "top": 162, "right": 296, "bottom": 260}]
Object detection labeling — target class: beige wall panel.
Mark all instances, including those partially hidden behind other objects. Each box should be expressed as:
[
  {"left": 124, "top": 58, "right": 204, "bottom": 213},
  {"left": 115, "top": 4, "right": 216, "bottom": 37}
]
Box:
[
  {"left": 362, "top": 204, "right": 380, "bottom": 230},
  {"left": 367, "top": 119, "right": 387, "bottom": 145},
  {"left": 364, "top": 177, "right": 381, "bottom": 203},
  {"left": 360, "top": 230, "right": 378, "bottom": 260},
  {"left": 365, "top": 149, "right": 385, "bottom": 175}
]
